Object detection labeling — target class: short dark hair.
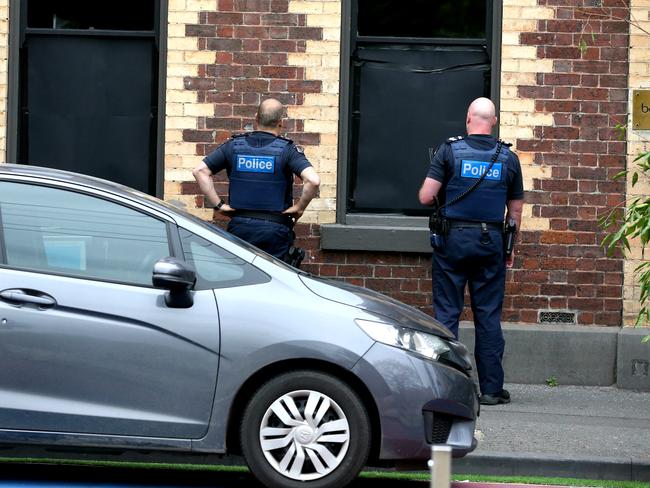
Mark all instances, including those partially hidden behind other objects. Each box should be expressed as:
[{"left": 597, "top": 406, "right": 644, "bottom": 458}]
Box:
[{"left": 257, "top": 99, "right": 283, "bottom": 127}]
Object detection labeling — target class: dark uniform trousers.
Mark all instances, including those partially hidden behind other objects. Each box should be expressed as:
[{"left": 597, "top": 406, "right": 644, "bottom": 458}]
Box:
[
  {"left": 432, "top": 225, "right": 505, "bottom": 395},
  {"left": 227, "top": 216, "right": 293, "bottom": 260}
]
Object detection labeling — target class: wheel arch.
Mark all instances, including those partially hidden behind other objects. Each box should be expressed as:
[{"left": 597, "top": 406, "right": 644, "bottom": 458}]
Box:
[{"left": 225, "top": 358, "right": 382, "bottom": 463}]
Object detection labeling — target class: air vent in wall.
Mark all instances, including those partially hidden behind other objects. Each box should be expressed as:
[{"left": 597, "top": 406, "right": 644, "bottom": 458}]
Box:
[{"left": 539, "top": 311, "right": 576, "bottom": 324}]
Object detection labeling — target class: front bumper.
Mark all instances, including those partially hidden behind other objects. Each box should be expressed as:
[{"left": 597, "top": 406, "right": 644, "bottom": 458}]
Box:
[{"left": 352, "top": 342, "right": 479, "bottom": 460}]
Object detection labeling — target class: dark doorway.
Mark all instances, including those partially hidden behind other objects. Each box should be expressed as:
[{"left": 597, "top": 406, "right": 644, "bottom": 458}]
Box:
[
  {"left": 16, "top": 0, "right": 160, "bottom": 195},
  {"left": 347, "top": 0, "right": 494, "bottom": 215}
]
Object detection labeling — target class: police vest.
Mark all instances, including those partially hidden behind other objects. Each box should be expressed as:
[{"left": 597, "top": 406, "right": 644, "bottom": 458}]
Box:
[
  {"left": 442, "top": 139, "right": 510, "bottom": 223},
  {"left": 229, "top": 135, "right": 291, "bottom": 212}
]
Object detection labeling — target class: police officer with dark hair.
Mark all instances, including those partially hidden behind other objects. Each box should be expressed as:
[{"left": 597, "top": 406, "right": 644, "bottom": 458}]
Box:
[
  {"left": 419, "top": 97, "right": 524, "bottom": 406},
  {"left": 193, "top": 98, "right": 320, "bottom": 260}
]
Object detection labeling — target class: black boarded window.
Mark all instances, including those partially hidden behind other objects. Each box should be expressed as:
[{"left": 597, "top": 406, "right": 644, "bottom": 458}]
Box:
[{"left": 347, "top": 0, "right": 492, "bottom": 215}]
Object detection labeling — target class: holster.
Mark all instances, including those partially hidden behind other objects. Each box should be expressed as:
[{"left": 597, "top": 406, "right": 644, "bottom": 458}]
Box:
[
  {"left": 428, "top": 202, "right": 448, "bottom": 235},
  {"left": 504, "top": 218, "right": 517, "bottom": 256},
  {"left": 284, "top": 246, "right": 305, "bottom": 268},
  {"left": 428, "top": 202, "right": 448, "bottom": 249}
]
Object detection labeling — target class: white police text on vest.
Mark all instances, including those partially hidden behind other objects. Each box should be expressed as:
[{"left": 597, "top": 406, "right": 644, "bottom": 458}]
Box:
[
  {"left": 461, "top": 161, "right": 503, "bottom": 181},
  {"left": 236, "top": 155, "right": 275, "bottom": 173}
]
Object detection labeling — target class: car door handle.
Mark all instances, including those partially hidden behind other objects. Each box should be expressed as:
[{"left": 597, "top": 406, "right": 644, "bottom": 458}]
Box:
[{"left": 0, "top": 289, "right": 57, "bottom": 308}]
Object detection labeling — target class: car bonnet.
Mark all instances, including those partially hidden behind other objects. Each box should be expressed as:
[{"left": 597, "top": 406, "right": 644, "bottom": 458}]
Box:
[{"left": 298, "top": 275, "right": 453, "bottom": 339}]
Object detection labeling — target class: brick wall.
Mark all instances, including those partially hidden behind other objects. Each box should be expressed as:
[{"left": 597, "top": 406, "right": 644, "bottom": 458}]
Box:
[
  {"left": 300, "top": 1, "right": 630, "bottom": 325},
  {"left": 171, "top": 0, "right": 632, "bottom": 326},
  {"left": 496, "top": 0, "right": 629, "bottom": 326},
  {"left": 165, "top": 0, "right": 339, "bottom": 224},
  {"left": 298, "top": 226, "right": 435, "bottom": 313}
]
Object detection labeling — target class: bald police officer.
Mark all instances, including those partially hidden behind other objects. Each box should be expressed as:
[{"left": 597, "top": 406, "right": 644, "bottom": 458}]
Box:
[
  {"left": 419, "top": 97, "right": 524, "bottom": 406},
  {"left": 193, "top": 98, "right": 320, "bottom": 260}
]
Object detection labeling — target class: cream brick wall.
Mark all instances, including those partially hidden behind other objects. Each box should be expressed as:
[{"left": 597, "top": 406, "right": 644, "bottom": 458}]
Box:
[
  {"left": 287, "top": 0, "right": 341, "bottom": 225},
  {"left": 0, "top": 0, "right": 8, "bottom": 160},
  {"left": 163, "top": 0, "right": 340, "bottom": 224},
  {"left": 500, "top": 0, "right": 554, "bottom": 233},
  {"left": 163, "top": 0, "right": 214, "bottom": 216},
  {"left": 626, "top": 1, "right": 650, "bottom": 326}
]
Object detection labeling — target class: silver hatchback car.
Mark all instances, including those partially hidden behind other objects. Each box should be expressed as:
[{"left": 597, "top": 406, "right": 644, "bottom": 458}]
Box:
[{"left": 0, "top": 164, "right": 478, "bottom": 488}]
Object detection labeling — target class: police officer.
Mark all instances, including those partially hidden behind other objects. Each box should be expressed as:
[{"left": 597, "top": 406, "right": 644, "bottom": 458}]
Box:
[
  {"left": 192, "top": 98, "right": 320, "bottom": 260},
  {"left": 418, "top": 97, "right": 524, "bottom": 406}
]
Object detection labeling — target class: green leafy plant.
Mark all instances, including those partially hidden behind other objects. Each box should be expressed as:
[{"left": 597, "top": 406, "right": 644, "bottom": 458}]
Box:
[
  {"left": 545, "top": 376, "right": 558, "bottom": 387},
  {"left": 600, "top": 154, "right": 650, "bottom": 342}
]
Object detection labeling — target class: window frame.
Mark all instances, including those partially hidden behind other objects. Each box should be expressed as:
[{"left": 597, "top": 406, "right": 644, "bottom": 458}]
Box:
[
  {"left": 322, "top": 0, "right": 503, "bottom": 253},
  {"left": 6, "top": 0, "right": 169, "bottom": 199},
  {"left": 0, "top": 177, "right": 176, "bottom": 287}
]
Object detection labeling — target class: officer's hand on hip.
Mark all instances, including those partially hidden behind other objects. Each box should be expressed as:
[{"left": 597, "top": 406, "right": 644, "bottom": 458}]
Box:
[
  {"left": 505, "top": 252, "right": 515, "bottom": 269},
  {"left": 283, "top": 204, "right": 304, "bottom": 221},
  {"left": 213, "top": 204, "right": 235, "bottom": 219}
]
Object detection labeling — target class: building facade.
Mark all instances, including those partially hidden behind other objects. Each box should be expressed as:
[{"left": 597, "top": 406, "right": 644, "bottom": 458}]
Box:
[{"left": 0, "top": 0, "right": 647, "bottom": 328}]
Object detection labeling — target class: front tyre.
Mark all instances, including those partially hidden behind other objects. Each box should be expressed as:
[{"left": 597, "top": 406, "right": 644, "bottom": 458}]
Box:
[{"left": 240, "top": 370, "right": 371, "bottom": 488}]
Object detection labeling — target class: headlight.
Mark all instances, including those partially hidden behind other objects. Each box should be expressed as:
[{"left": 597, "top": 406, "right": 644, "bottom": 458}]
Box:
[{"left": 355, "top": 319, "right": 450, "bottom": 361}]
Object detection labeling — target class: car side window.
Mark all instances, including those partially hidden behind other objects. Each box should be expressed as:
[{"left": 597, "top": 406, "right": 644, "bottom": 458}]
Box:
[
  {"left": 0, "top": 181, "right": 170, "bottom": 286},
  {"left": 179, "top": 228, "right": 269, "bottom": 290}
]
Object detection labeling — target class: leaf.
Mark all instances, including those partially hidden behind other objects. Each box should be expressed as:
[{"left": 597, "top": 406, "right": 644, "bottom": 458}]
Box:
[
  {"left": 601, "top": 235, "right": 613, "bottom": 250},
  {"left": 603, "top": 149, "right": 650, "bottom": 330},
  {"left": 612, "top": 170, "right": 627, "bottom": 181},
  {"left": 614, "top": 123, "right": 627, "bottom": 141},
  {"left": 579, "top": 39, "right": 588, "bottom": 55},
  {"left": 633, "top": 152, "right": 650, "bottom": 162}
]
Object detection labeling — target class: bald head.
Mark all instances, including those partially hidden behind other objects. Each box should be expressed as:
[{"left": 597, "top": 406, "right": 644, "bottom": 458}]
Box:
[
  {"left": 256, "top": 98, "right": 284, "bottom": 132},
  {"left": 466, "top": 97, "right": 497, "bottom": 135}
]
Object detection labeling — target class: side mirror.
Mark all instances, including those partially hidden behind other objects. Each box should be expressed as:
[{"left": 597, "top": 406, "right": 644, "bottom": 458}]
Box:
[{"left": 152, "top": 257, "right": 196, "bottom": 308}]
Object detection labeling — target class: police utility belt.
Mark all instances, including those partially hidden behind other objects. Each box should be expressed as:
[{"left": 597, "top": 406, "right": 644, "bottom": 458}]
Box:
[
  {"left": 233, "top": 210, "right": 294, "bottom": 228},
  {"left": 429, "top": 217, "right": 502, "bottom": 239},
  {"left": 447, "top": 220, "right": 502, "bottom": 231}
]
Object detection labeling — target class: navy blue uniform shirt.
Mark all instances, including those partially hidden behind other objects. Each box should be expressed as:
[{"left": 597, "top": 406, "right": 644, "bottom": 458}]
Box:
[
  {"left": 203, "top": 131, "right": 312, "bottom": 209},
  {"left": 427, "top": 134, "right": 524, "bottom": 206}
]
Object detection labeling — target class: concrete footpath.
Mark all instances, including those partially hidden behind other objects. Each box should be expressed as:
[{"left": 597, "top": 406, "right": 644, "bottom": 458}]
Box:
[{"left": 452, "top": 383, "right": 650, "bottom": 482}]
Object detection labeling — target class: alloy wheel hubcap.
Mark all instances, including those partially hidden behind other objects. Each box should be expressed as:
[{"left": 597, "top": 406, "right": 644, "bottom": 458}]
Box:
[{"left": 259, "top": 389, "right": 350, "bottom": 481}]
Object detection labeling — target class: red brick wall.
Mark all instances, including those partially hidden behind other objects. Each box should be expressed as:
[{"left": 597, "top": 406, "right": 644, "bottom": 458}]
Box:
[
  {"left": 183, "top": 1, "right": 630, "bottom": 326},
  {"left": 298, "top": 225, "right": 434, "bottom": 312},
  {"left": 512, "top": 1, "right": 628, "bottom": 325},
  {"left": 298, "top": 1, "right": 630, "bottom": 325},
  {"left": 184, "top": 0, "right": 323, "bottom": 149}
]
